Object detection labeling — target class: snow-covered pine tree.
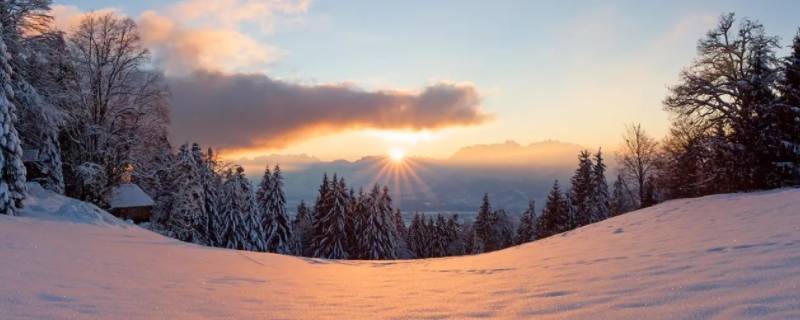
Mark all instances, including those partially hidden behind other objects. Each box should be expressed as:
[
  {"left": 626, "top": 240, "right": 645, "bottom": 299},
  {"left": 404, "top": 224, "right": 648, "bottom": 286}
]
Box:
[
  {"left": 200, "top": 147, "right": 222, "bottom": 246},
  {"left": 0, "top": 26, "right": 26, "bottom": 215},
  {"left": 346, "top": 188, "right": 366, "bottom": 258},
  {"left": 407, "top": 213, "right": 427, "bottom": 258},
  {"left": 609, "top": 174, "right": 631, "bottom": 217},
  {"left": 311, "top": 175, "right": 349, "bottom": 259},
  {"left": 358, "top": 185, "right": 398, "bottom": 260},
  {"left": 262, "top": 165, "right": 293, "bottom": 254},
  {"left": 569, "top": 150, "right": 594, "bottom": 227},
  {"left": 0, "top": 2, "right": 64, "bottom": 195},
  {"left": 392, "top": 208, "right": 411, "bottom": 258},
  {"left": 292, "top": 200, "right": 313, "bottom": 256},
  {"left": 431, "top": 214, "right": 449, "bottom": 257},
  {"left": 493, "top": 209, "right": 515, "bottom": 249},
  {"left": 776, "top": 29, "right": 800, "bottom": 185},
  {"left": 516, "top": 200, "right": 537, "bottom": 244},
  {"left": 189, "top": 143, "right": 210, "bottom": 243},
  {"left": 220, "top": 167, "right": 258, "bottom": 250},
  {"left": 253, "top": 166, "right": 272, "bottom": 251},
  {"left": 472, "top": 193, "right": 494, "bottom": 253},
  {"left": 590, "top": 149, "right": 610, "bottom": 222},
  {"left": 167, "top": 143, "right": 206, "bottom": 243},
  {"left": 444, "top": 214, "right": 465, "bottom": 256},
  {"left": 538, "top": 180, "right": 570, "bottom": 238}
]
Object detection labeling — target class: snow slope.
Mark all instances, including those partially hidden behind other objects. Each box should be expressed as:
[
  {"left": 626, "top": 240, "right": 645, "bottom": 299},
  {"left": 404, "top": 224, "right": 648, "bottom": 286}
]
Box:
[{"left": 1, "top": 186, "right": 799, "bottom": 319}]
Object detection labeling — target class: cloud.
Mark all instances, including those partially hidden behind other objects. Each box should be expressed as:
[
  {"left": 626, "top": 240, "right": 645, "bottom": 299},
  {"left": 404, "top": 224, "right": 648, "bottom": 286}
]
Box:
[
  {"left": 168, "top": 71, "right": 490, "bottom": 151},
  {"left": 51, "top": 1, "right": 307, "bottom": 75},
  {"left": 51, "top": 1, "right": 491, "bottom": 153}
]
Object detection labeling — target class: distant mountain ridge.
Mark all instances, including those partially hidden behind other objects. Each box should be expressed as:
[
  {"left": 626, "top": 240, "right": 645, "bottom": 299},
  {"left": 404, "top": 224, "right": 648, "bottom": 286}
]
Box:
[
  {"left": 236, "top": 140, "right": 599, "bottom": 213},
  {"left": 448, "top": 140, "right": 586, "bottom": 166}
]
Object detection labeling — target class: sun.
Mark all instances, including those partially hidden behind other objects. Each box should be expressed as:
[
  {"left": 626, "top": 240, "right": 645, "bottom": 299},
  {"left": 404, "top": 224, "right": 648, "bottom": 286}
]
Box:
[{"left": 389, "top": 147, "right": 405, "bottom": 162}]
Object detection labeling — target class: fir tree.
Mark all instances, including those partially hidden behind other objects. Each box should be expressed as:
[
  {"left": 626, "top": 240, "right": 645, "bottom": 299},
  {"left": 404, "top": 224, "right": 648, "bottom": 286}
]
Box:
[
  {"left": 167, "top": 143, "right": 206, "bottom": 243},
  {"left": 220, "top": 167, "right": 258, "bottom": 250},
  {"left": 516, "top": 200, "right": 537, "bottom": 244},
  {"left": 0, "top": 27, "right": 26, "bottom": 215},
  {"left": 776, "top": 28, "right": 800, "bottom": 185},
  {"left": 569, "top": 150, "right": 594, "bottom": 227},
  {"left": 590, "top": 149, "right": 610, "bottom": 222},
  {"left": 292, "top": 200, "right": 313, "bottom": 256},
  {"left": 609, "top": 174, "right": 631, "bottom": 217},
  {"left": 201, "top": 148, "right": 222, "bottom": 246},
  {"left": 311, "top": 175, "right": 349, "bottom": 259},
  {"left": 538, "top": 180, "right": 570, "bottom": 238},
  {"left": 473, "top": 193, "right": 494, "bottom": 253},
  {"left": 359, "top": 185, "right": 397, "bottom": 260},
  {"left": 263, "top": 166, "right": 293, "bottom": 254}
]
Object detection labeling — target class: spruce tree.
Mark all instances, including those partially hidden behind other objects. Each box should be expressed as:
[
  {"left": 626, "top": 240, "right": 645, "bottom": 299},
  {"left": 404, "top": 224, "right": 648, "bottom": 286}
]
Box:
[
  {"left": 220, "top": 167, "right": 259, "bottom": 250},
  {"left": 311, "top": 175, "right": 349, "bottom": 259},
  {"left": 776, "top": 29, "right": 800, "bottom": 185},
  {"left": 201, "top": 148, "right": 222, "bottom": 246},
  {"left": 538, "top": 180, "right": 570, "bottom": 238},
  {"left": 263, "top": 166, "right": 293, "bottom": 254},
  {"left": 516, "top": 200, "right": 537, "bottom": 244},
  {"left": 609, "top": 174, "right": 631, "bottom": 216},
  {"left": 0, "top": 27, "right": 26, "bottom": 216},
  {"left": 590, "top": 149, "right": 610, "bottom": 222},
  {"left": 292, "top": 200, "right": 313, "bottom": 256},
  {"left": 473, "top": 193, "right": 495, "bottom": 253},
  {"left": 168, "top": 143, "right": 206, "bottom": 243},
  {"left": 359, "top": 185, "right": 397, "bottom": 260},
  {"left": 569, "top": 150, "right": 594, "bottom": 227}
]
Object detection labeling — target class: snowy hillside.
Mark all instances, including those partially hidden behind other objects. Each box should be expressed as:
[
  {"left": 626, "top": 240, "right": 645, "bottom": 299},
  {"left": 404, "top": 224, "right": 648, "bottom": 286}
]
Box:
[{"left": 2, "top": 186, "right": 799, "bottom": 319}]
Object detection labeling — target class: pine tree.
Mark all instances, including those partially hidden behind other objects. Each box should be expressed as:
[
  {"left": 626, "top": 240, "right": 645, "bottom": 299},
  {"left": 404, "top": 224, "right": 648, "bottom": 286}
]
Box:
[
  {"left": 473, "top": 193, "right": 494, "bottom": 253},
  {"left": 0, "top": 27, "right": 26, "bottom": 216},
  {"left": 590, "top": 149, "right": 610, "bottom": 222},
  {"left": 516, "top": 200, "right": 537, "bottom": 244},
  {"left": 407, "top": 213, "right": 434, "bottom": 258},
  {"left": 392, "top": 208, "right": 411, "bottom": 258},
  {"left": 776, "top": 29, "right": 800, "bottom": 185},
  {"left": 200, "top": 148, "right": 222, "bottom": 246},
  {"left": 167, "top": 143, "right": 206, "bottom": 243},
  {"left": 538, "top": 180, "right": 570, "bottom": 238},
  {"left": 569, "top": 150, "right": 594, "bottom": 227},
  {"left": 254, "top": 167, "right": 272, "bottom": 251},
  {"left": 311, "top": 175, "right": 349, "bottom": 259},
  {"left": 262, "top": 166, "right": 293, "bottom": 254},
  {"left": 609, "top": 174, "right": 631, "bottom": 216},
  {"left": 220, "top": 167, "right": 258, "bottom": 250},
  {"left": 292, "top": 200, "right": 313, "bottom": 256},
  {"left": 359, "top": 185, "right": 397, "bottom": 260},
  {"left": 347, "top": 188, "right": 367, "bottom": 259}
]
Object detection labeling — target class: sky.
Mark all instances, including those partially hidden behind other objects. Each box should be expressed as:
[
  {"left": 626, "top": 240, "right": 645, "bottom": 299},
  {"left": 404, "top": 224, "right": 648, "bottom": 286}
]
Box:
[{"left": 54, "top": 0, "right": 800, "bottom": 161}]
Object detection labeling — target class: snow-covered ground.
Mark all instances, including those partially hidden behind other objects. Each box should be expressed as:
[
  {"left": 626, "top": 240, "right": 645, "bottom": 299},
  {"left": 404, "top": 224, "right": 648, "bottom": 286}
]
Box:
[{"left": 2, "top": 184, "right": 799, "bottom": 319}]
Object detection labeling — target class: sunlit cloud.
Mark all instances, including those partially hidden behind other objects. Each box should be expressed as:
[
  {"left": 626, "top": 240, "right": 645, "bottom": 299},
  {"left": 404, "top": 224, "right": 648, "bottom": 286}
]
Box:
[
  {"left": 168, "top": 71, "right": 491, "bottom": 153},
  {"left": 51, "top": 0, "right": 307, "bottom": 75}
]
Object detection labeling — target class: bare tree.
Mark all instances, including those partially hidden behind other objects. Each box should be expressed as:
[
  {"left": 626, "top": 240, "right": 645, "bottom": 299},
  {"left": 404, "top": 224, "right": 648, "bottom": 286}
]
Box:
[
  {"left": 617, "top": 123, "right": 660, "bottom": 208},
  {"left": 61, "top": 13, "right": 169, "bottom": 204}
]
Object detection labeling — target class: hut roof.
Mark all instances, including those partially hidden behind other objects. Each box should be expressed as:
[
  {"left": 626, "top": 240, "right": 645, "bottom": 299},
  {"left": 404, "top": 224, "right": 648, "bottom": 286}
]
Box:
[{"left": 110, "top": 183, "right": 154, "bottom": 209}]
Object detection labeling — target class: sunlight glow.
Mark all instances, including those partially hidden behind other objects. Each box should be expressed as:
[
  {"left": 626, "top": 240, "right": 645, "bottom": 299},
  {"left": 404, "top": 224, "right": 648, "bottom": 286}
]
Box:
[
  {"left": 367, "top": 130, "right": 435, "bottom": 145},
  {"left": 389, "top": 147, "right": 405, "bottom": 162}
]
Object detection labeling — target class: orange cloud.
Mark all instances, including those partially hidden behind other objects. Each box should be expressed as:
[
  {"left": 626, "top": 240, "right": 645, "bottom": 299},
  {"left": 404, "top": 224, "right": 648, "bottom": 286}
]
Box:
[
  {"left": 51, "top": 1, "right": 307, "bottom": 75},
  {"left": 168, "top": 71, "right": 492, "bottom": 152}
]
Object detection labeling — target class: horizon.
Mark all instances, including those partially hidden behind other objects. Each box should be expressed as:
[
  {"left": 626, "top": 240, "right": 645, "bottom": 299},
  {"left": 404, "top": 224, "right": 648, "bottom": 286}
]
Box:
[{"left": 53, "top": 0, "right": 800, "bottom": 162}]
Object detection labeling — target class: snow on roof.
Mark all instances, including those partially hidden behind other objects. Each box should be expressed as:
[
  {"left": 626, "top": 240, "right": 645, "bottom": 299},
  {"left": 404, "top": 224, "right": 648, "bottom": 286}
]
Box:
[{"left": 109, "top": 183, "right": 154, "bottom": 208}]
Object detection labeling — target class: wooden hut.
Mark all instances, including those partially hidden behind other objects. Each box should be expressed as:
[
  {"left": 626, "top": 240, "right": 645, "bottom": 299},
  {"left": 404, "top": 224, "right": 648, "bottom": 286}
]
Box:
[{"left": 109, "top": 183, "right": 154, "bottom": 222}]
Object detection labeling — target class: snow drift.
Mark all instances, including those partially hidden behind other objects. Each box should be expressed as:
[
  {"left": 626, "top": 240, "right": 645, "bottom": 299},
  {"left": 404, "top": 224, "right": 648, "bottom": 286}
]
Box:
[{"left": 1, "top": 185, "right": 799, "bottom": 319}]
